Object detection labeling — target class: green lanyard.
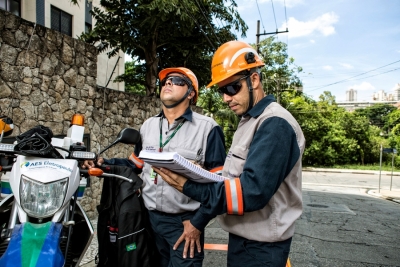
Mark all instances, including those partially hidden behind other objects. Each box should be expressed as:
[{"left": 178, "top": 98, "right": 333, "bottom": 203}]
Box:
[{"left": 159, "top": 117, "right": 185, "bottom": 152}]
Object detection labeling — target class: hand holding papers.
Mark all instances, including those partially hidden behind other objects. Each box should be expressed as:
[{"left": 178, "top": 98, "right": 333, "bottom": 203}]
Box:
[{"left": 138, "top": 150, "right": 227, "bottom": 183}]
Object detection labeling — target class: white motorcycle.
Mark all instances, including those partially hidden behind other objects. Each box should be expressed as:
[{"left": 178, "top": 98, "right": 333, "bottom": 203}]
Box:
[{"left": 0, "top": 114, "right": 141, "bottom": 267}]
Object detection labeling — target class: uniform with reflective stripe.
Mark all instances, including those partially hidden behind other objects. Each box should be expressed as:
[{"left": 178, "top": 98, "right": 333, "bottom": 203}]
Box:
[
  {"left": 182, "top": 95, "right": 305, "bottom": 242},
  {"left": 104, "top": 107, "right": 226, "bottom": 230}
]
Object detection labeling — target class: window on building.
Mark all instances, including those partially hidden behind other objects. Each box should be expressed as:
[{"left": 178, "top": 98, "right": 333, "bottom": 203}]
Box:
[
  {"left": 0, "top": 0, "right": 20, "bottom": 16},
  {"left": 51, "top": 6, "right": 72, "bottom": 37},
  {"left": 85, "top": 22, "right": 92, "bottom": 34}
]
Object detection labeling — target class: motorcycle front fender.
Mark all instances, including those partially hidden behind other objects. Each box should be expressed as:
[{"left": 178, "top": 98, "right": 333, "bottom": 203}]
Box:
[{"left": 0, "top": 222, "right": 64, "bottom": 267}]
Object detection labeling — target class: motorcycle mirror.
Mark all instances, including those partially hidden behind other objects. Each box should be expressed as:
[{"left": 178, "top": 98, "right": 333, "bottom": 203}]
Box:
[{"left": 99, "top": 128, "right": 140, "bottom": 155}]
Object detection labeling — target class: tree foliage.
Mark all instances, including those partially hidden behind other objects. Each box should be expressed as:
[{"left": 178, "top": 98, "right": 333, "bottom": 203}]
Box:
[
  {"left": 353, "top": 103, "right": 396, "bottom": 130},
  {"left": 255, "top": 37, "right": 303, "bottom": 104},
  {"left": 77, "top": 0, "right": 247, "bottom": 96},
  {"left": 114, "top": 60, "right": 146, "bottom": 95}
]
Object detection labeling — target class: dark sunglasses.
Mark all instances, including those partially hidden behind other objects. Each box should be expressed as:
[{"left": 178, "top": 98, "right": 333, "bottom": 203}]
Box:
[
  {"left": 161, "top": 76, "right": 189, "bottom": 87},
  {"left": 217, "top": 75, "right": 249, "bottom": 96}
]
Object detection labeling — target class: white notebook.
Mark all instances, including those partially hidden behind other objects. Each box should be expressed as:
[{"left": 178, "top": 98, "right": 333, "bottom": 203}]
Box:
[{"left": 138, "top": 150, "right": 228, "bottom": 183}]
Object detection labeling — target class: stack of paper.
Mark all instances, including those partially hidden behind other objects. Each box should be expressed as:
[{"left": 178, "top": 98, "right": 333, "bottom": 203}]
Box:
[{"left": 138, "top": 150, "right": 228, "bottom": 183}]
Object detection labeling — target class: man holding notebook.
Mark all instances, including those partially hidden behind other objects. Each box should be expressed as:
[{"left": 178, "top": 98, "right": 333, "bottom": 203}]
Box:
[
  {"left": 84, "top": 67, "right": 226, "bottom": 267},
  {"left": 154, "top": 41, "right": 305, "bottom": 267}
]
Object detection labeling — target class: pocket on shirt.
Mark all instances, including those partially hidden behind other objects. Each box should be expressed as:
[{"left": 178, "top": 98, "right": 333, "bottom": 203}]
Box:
[
  {"left": 175, "top": 148, "right": 198, "bottom": 161},
  {"left": 226, "top": 145, "right": 248, "bottom": 178}
]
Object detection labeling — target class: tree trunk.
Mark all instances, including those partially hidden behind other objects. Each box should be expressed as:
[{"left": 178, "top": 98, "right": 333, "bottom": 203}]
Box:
[{"left": 144, "top": 39, "right": 159, "bottom": 96}]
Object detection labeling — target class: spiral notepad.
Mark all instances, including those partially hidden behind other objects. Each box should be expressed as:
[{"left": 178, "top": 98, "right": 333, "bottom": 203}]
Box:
[{"left": 138, "top": 150, "right": 227, "bottom": 183}]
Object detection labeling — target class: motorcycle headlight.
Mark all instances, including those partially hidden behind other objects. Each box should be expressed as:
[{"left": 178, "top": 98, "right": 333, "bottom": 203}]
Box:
[{"left": 20, "top": 175, "right": 68, "bottom": 218}]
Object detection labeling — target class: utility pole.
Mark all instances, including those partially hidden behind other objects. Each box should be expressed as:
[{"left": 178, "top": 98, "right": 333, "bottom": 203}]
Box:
[
  {"left": 276, "top": 78, "right": 281, "bottom": 104},
  {"left": 256, "top": 20, "right": 289, "bottom": 53}
]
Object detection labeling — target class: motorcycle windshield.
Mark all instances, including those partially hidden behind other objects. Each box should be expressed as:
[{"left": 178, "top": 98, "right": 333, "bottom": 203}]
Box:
[{"left": 0, "top": 222, "right": 64, "bottom": 267}]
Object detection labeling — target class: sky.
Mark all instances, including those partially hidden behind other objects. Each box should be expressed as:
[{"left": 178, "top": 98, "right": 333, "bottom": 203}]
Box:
[{"left": 233, "top": 0, "right": 400, "bottom": 102}]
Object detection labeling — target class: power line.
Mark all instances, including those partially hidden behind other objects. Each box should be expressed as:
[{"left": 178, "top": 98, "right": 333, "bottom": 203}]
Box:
[
  {"left": 255, "top": 0, "right": 266, "bottom": 32},
  {"left": 270, "top": 0, "right": 278, "bottom": 31},
  {"left": 193, "top": 0, "right": 221, "bottom": 44},
  {"left": 198, "top": 0, "right": 224, "bottom": 29},
  {"left": 305, "top": 59, "right": 400, "bottom": 92},
  {"left": 341, "top": 67, "right": 400, "bottom": 82},
  {"left": 283, "top": 0, "right": 288, "bottom": 25},
  {"left": 180, "top": 3, "right": 215, "bottom": 50}
]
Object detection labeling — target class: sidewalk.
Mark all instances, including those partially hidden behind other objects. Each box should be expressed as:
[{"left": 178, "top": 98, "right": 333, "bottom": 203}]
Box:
[
  {"left": 303, "top": 167, "right": 400, "bottom": 176},
  {"left": 80, "top": 167, "right": 400, "bottom": 266}
]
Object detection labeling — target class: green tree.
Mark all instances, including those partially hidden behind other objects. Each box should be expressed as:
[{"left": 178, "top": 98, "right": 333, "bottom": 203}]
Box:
[
  {"left": 77, "top": 0, "right": 247, "bottom": 96},
  {"left": 197, "top": 87, "right": 238, "bottom": 149},
  {"left": 353, "top": 103, "right": 396, "bottom": 131},
  {"left": 256, "top": 37, "right": 303, "bottom": 105},
  {"left": 114, "top": 60, "right": 146, "bottom": 95}
]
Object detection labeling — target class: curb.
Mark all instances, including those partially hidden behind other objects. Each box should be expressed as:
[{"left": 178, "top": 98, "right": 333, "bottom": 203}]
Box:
[
  {"left": 302, "top": 168, "right": 400, "bottom": 176},
  {"left": 367, "top": 189, "right": 400, "bottom": 203}
]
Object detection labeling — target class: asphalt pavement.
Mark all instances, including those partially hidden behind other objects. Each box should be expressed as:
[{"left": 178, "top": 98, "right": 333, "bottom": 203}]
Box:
[{"left": 80, "top": 168, "right": 400, "bottom": 266}]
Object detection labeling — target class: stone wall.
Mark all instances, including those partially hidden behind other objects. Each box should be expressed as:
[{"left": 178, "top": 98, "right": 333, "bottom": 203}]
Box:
[{"left": 0, "top": 9, "right": 203, "bottom": 219}]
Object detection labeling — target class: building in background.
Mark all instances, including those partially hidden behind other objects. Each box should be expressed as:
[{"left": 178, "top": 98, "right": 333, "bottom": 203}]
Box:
[
  {"left": 372, "top": 90, "right": 393, "bottom": 101},
  {"left": 346, "top": 89, "right": 357, "bottom": 101},
  {"left": 338, "top": 87, "right": 400, "bottom": 111},
  {"left": 337, "top": 100, "right": 399, "bottom": 112},
  {"left": 1, "top": 0, "right": 125, "bottom": 91},
  {"left": 394, "top": 84, "right": 400, "bottom": 101}
]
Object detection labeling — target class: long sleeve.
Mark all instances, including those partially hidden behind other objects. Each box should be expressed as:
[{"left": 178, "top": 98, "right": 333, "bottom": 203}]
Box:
[{"left": 187, "top": 117, "right": 300, "bottom": 229}]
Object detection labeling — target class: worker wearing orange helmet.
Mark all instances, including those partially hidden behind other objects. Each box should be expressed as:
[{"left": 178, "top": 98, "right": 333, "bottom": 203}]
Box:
[
  {"left": 85, "top": 67, "right": 226, "bottom": 266},
  {"left": 155, "top": 42, "right": 305, "bottom": 266}
]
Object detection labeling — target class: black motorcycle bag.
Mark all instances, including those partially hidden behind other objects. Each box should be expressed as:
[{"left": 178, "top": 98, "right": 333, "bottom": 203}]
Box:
[
  {"left": 96, "top": 165, "right": 157, "bottom": 267},
  {"left": 13, "top": 125, "right": 63, "bottom": 159}
]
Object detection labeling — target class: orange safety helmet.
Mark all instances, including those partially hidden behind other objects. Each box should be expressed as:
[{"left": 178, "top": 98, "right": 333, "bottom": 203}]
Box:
[
  {"left": 207, "top": 41, "right": 265, "bottom": 88},
  {"left": 159, "top": 67, "right": 199, "bottom": 104}
]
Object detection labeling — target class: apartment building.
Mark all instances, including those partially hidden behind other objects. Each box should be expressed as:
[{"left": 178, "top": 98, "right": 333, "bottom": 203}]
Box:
[{"left": 0, "top": 0, "right": 125, "bottom": 91}]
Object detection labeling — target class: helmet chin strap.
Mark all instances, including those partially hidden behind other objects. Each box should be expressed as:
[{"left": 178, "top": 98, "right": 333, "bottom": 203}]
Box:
[
  {"left": 245, "top": 76, "right": 254, "bottom": 114},
  {"left": 162, "top": 88, "right": 193, "bottom": 109}
]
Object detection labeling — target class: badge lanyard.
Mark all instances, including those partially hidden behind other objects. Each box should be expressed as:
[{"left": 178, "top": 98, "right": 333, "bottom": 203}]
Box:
[
  {"left": 159, "top": 117, "right": 185, "bottom": 152},
  {"left": 152, "top": 117, "right": 185, "bottom": 184}
]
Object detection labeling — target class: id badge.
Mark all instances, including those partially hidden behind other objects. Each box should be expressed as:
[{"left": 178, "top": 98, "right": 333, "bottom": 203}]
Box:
[{"left": 150, "top": 169, "right": 158, "bottom": 184}]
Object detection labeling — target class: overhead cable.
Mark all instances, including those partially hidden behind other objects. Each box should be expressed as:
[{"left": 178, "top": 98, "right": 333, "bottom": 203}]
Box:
[
  {"left": 181, "top": 3, "right": 215, "bottom": 50},
  {"left": 193, "top": 0, "right": 221, "bottom": 44},
  {"left": 256, "top": 0, "right": 266, "bottom": 32},
  {"left": 305, "top": 59, "right": 400, "bottom": 92}
]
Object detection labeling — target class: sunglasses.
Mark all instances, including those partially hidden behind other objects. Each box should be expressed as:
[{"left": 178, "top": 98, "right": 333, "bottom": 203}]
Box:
[
  {"left": 161, "top": 76, "right": 189, "bottom": 87},
  {"left": 217, "top": 75, "right": 249, "bottom": 96}
]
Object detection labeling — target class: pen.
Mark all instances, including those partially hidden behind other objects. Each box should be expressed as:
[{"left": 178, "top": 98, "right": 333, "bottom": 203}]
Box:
[{"left": 194, "top": 148, "right": 203, "bottom": 164}]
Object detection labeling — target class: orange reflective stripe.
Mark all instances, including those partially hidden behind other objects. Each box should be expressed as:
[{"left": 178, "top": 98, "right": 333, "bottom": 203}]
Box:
[
  {"left": 204, "top": 243, "right": 228, "bottom": 251},
  {"left": 235, "top": 178, "right": 244, "bottom": 215},
  {"left": 129, "top": 153, "right": 144, "bottom": 169},
  {"left": 225, "top": 178, "right": 243, "bottom": 215},
  {"left": 224, "top": 179, "right": 233, "bottom": 214},
  {"left": 210, "top": 166, "right": 223, "bottom": 173}
]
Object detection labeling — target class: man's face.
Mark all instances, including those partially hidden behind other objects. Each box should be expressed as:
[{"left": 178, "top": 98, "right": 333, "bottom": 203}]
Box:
[
  {"left": 217, "top": 75, "right": 250, "bottom": 116},
  {"left": 160, "top": 73, "right": 190, "bottom": 106}
]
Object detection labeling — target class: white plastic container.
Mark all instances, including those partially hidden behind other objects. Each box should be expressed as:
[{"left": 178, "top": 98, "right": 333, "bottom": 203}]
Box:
[
  {"left": 1, "top": 172, "right": 12, "bottom": 198},
  {"left": 77, "top": 177, "right": 87, "bottom": 200}
]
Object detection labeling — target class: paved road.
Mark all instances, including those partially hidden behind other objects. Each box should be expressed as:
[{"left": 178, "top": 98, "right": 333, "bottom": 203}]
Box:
[{"left": 82, "top": 170, "right": 400, "bottom": 266}]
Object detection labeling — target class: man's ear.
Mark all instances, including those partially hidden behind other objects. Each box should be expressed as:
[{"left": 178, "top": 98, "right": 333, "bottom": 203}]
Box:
[
  {"left": 251, "top": 72, "right": 261, "bottom": 89},
  {"left": 188, "top": 90, "right": 195, "bottom": 100}
]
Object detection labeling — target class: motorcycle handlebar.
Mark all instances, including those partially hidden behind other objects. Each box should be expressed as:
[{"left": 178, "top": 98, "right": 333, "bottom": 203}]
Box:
[{"left": 79, "top": 166, "right": 133, "bottom": 183}]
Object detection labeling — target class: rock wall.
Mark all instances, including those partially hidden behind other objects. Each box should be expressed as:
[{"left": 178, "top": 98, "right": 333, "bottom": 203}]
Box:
[{"left": 0, "top": 9, "right": 203, "bottom": 219}]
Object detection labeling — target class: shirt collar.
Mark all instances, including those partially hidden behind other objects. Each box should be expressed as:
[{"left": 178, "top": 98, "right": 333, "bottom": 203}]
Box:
[
  {"left": 156, "top": 107, "right": 193, "bottom": 122},
  {"left": 245, "top": 94, "right": 276, "bottom": 118}
]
